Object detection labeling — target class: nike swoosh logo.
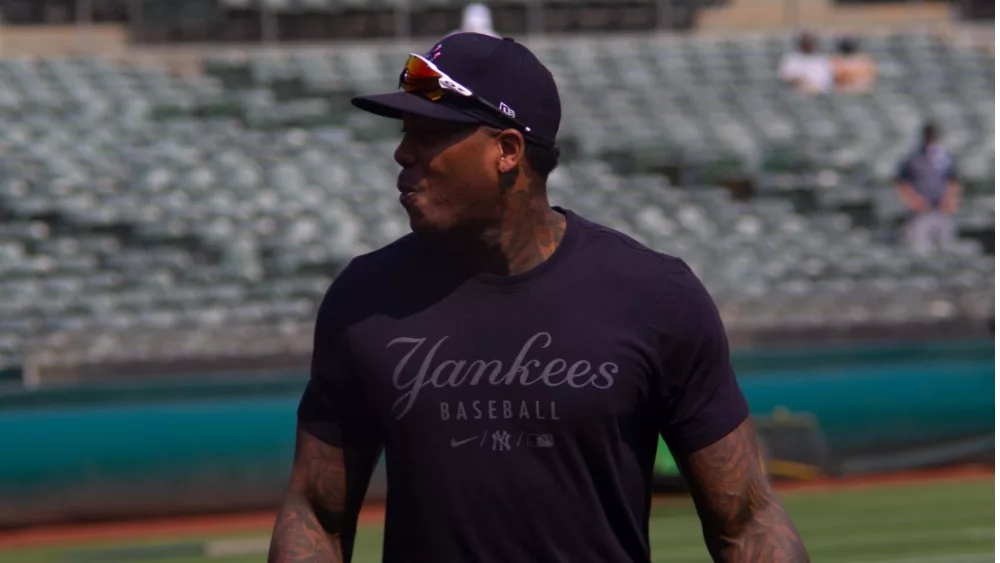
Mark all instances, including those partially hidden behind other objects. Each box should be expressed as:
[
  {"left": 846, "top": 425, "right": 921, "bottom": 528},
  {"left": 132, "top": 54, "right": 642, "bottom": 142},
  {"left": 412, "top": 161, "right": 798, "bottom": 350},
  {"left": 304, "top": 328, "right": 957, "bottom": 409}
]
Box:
[{"left": 450, "top": 436, "right": 479, "bottom": 447}]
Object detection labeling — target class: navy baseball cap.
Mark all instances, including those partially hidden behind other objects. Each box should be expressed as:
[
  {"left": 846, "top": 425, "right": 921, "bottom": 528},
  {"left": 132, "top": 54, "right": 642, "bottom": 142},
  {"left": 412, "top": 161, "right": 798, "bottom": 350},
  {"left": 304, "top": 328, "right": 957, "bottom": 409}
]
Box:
[{"left": 351, "top": 33, "right": 561, "bottom": 148}]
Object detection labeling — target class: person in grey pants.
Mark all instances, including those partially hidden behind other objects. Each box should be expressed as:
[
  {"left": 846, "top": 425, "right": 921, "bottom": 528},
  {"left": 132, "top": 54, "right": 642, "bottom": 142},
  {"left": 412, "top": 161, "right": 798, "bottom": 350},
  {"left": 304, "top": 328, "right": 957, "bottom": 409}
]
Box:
[{"left": 894, "top": 122, "right": 962, "bottom": 254}]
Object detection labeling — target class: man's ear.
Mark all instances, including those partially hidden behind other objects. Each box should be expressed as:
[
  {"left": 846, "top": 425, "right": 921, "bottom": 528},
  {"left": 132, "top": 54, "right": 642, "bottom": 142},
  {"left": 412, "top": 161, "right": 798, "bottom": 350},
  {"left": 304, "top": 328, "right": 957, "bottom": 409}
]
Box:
[{"left": 497, "top": 129, "right": 526, "bottom": 174}]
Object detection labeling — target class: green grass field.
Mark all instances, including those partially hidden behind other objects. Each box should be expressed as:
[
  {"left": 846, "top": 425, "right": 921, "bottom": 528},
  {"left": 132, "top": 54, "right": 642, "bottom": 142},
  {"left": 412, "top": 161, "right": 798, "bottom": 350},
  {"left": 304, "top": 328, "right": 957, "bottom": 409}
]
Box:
[{"left": 4, "top": 480, "right": 992, "bottom": 563}]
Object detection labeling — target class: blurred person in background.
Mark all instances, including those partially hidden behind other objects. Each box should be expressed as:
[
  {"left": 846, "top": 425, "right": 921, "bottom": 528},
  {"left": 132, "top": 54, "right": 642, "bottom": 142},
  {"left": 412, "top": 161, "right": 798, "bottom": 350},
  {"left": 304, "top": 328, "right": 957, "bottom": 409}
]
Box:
[
  {"left": 895, "top": 122, "right": 962, "bottom": 254},
  {"left": 778, "top": 31, "right": 833, "bottom": 94},
  {"left": 450, "top": 3, "right": 499, "bottom": 37},
  {"left": 831, "top": 36, "right": 878, "bottom": 93},
  {"left": 269, "top": 32, "right": 807, "bottom": 563}
]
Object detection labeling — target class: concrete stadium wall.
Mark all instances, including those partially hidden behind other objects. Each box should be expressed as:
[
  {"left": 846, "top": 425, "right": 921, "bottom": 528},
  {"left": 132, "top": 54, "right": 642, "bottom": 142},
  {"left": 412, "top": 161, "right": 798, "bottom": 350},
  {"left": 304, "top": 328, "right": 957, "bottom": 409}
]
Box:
[
  {"left": 0, "top": 339, "right": 992, "bottom": 528},
  {"left": 0, "top": 24, "right": 129, "bottom": 58},
  {"left": 696, "top": 0, "right": 953, "bottom": 32}
]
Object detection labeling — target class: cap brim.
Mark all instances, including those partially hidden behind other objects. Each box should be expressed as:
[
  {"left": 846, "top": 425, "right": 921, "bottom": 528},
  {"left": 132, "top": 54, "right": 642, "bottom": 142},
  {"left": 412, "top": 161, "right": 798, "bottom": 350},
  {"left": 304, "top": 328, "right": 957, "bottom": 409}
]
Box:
[{"left": 351, "top": 92, "right": 481, "bottom": 124}]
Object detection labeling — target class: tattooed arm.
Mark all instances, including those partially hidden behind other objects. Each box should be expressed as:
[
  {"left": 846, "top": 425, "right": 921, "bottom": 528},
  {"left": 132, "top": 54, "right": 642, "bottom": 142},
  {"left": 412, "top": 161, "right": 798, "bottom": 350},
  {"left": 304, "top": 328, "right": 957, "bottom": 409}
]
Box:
[
  {"left": 652, "top": 260, "right": 808, "bottom": 561},
  {"left": 675, "top": 419, "right": 809, "bottom": 563},
  {"left": 268, "top": 426, "right": 381, "bottom": 563}
]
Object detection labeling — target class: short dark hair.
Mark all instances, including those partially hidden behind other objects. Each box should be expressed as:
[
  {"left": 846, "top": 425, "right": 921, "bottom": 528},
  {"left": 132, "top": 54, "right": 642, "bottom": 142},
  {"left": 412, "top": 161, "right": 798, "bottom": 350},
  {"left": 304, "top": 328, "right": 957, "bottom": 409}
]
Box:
[
  {"left": 481, "top": 126, "right": 561, "bottom": 182},
  {"left": 523, "top": 143, "right": 561, "bottom": 181},
  {"left": 797, "top": 32, "right": 817, "bottom": 53},
  {"left": 837, "top": 37, "right": 859, "bottom": 55},
  {"left": 922, "top": 122, "right": 940, "bottom": 144}
]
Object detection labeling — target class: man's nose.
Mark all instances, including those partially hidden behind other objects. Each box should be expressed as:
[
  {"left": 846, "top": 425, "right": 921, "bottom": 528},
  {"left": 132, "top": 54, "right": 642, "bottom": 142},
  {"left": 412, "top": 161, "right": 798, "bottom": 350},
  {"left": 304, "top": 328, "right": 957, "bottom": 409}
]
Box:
[{"left": 394, "top": 137, "right": 416, "bottom": 168}]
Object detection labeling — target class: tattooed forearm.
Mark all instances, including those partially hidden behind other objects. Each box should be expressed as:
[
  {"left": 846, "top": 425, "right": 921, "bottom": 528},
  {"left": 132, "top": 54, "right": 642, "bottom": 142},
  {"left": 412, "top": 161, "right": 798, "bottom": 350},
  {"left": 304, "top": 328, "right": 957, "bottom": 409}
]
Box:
[
  {"left": 677, "top": 420, "right": 810, "bottom": 563},
  {"left": 269, "top": 494, "right": 342, "bottom": 563},
  {"left": 268, "top": 428, "right": 354, "bottom": 563},
  {"left": 719, "top": 496, "right": 809, "bottom": 563}
]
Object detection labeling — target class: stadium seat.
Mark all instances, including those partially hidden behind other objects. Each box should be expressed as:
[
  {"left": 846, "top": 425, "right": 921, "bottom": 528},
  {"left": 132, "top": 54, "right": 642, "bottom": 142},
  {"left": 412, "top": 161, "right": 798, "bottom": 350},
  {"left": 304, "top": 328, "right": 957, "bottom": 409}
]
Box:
[{"left": 0, "top": 32, "right": 993, "bottom": 368}]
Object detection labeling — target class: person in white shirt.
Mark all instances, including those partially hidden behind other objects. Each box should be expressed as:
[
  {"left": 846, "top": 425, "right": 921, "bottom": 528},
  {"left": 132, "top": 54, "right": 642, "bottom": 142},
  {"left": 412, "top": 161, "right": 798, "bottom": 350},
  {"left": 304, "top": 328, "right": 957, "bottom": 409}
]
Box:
[
  {"left": 778, "top": 32, "right": 833, "bottom": 94},
  {"left": 450, "top": 3, "right": 499, "bottom": 38}
]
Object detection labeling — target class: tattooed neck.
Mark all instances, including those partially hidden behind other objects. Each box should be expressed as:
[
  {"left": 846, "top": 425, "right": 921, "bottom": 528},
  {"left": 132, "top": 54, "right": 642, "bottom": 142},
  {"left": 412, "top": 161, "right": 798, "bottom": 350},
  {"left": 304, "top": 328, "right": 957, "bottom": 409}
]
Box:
[{"left": 450, "top": 189, "right": 566, "bottom": 277}]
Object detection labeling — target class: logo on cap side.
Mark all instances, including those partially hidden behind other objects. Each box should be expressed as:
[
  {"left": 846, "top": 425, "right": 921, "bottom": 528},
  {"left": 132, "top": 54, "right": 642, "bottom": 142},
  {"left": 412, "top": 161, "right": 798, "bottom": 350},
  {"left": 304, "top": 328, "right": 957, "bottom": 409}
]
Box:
[
  {"left": 498, "top": 102, "right": 515, "bottom": 118},
  {"left": 428, "top": 43, "right": 443, "bottom": 61}
]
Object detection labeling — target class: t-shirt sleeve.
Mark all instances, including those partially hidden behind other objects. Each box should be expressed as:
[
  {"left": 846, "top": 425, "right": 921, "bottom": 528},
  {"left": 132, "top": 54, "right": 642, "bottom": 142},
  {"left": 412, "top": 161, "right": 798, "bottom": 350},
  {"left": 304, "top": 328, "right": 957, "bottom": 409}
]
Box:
[
  {"left": 297, "top": 264, "right": 383, "bottom": 449},
  {"left": 944, "top": 159, "right": 957, "bottom": 182},
  {"left": 655, "top": 261, "right": 750, "bottom": 454},
  {"left": 895, "top": 157, "right": 913, "bottom": 183}
]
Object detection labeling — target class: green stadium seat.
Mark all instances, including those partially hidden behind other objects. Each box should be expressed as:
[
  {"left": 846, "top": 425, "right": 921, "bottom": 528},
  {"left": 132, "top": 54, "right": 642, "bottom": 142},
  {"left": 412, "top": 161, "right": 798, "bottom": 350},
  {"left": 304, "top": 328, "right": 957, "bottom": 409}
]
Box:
[{"left": 0, "top": 32, "right": 993, "bottom": 368}]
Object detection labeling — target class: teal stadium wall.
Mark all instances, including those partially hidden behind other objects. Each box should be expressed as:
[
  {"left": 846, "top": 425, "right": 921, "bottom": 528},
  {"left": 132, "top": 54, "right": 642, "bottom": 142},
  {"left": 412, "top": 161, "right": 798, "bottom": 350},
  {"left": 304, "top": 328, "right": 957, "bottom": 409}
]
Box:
[{"left": 0, "top": 339, "right": 992, "bottom": 528}]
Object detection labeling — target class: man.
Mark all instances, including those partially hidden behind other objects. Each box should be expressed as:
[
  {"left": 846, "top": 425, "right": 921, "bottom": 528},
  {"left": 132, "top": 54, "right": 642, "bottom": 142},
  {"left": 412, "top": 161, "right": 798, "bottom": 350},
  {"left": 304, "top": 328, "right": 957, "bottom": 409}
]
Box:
[
  {"left": 895, "top": 122, "right": 962, "bottom": 254},
  {"left": 778, "top": 31, "right": 832, "bottom": 94},
  {"left": 830, "top": 36, "right": 877, "bottom": 93},
  {"left": 269, "top": 33, "right": 808, "bottom": 563},
  {"left": 451, "top": 3, "right": 499, "bottom": 38}
]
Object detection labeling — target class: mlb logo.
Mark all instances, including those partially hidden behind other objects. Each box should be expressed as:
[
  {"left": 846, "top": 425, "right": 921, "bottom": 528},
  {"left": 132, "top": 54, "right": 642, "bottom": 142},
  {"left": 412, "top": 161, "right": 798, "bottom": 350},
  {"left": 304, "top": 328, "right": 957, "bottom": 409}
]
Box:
[{"left": 527, "top": 434, "right": 554, "bottom": 448}]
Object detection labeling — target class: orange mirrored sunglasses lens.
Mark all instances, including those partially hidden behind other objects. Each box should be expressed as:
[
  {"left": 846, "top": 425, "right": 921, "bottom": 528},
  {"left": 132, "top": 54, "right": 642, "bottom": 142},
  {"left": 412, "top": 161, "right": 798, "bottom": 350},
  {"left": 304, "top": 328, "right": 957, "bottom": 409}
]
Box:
[
  {"left": 401, "top": 56, "right": 444, "bottom": 100},
  {"left": 404, "top": 56, "right": 441, "bottom": 81}
]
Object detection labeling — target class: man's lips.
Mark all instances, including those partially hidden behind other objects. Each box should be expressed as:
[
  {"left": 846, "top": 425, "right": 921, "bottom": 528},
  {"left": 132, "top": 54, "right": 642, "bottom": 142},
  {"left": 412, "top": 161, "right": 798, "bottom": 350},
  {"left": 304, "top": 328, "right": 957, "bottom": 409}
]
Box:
[{"left": 397, "top": 184, "right": 418, "bottom": 205}]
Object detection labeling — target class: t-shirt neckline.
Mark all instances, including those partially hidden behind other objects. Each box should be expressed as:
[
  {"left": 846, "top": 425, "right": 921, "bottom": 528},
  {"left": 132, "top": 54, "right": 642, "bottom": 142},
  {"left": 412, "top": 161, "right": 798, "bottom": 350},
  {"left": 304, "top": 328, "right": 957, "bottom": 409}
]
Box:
[{"left": 467, "top": 206, "right": 580, "bottom": 291}]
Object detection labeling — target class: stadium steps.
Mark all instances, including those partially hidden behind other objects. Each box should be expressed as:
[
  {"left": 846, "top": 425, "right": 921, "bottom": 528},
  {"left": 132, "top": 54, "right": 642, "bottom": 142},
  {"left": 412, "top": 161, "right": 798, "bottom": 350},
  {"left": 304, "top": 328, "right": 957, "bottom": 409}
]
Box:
[
  {"left": 696, "top": 0, "right": 953, "bottom": 32},
  {"left": 0, "top": 24, "right": 129, "bottom": 58}
]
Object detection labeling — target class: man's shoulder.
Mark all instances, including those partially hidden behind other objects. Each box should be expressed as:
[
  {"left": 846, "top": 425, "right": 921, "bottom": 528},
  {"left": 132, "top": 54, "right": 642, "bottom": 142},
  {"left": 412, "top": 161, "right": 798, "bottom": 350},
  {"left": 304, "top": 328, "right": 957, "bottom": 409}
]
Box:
[
  {"left": 572, "top": 212, "right": 699, "bottom": 289},
  {"left": 897, "top": 149, "right": 920, "bottom": 171},
  {"left": 344, "top": 233, "right": 427, "bottom": 277},
  {"left": 571, "top": 212, "right": 721, "bottom": 328},
  {"left": 318, "top": 233, "right": 427, "bottom": 309}
]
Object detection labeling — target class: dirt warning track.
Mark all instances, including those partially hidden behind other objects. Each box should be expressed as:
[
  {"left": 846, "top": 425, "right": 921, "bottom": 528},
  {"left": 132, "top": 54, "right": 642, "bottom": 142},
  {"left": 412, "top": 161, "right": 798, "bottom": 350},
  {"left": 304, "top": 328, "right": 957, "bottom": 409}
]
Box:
[{"left": 0, "top": 465, "right": 991, "bottom": 551}]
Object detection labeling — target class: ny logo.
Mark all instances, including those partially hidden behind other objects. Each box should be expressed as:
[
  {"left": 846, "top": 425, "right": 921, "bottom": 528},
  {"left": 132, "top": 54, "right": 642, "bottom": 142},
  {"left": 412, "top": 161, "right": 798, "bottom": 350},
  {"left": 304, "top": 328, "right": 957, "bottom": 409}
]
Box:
[{"left": 491, "top": 430, "right": 512, "bottom": 452}]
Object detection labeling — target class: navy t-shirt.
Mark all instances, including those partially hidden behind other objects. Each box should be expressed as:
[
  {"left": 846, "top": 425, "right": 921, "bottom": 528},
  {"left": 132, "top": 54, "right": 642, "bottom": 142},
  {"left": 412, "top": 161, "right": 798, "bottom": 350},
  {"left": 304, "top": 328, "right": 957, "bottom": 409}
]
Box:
[
  {"left": 299, "top": 208, "right": 749, "bottom": 563},
  {"left": 896, "top": 145, "right": 956, "bottom": 207}
]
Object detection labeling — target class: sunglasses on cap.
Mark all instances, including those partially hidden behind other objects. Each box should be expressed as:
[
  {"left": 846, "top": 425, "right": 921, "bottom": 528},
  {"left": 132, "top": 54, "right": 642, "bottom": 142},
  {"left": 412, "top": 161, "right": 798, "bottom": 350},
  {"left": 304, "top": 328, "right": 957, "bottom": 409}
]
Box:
[{"left": 398, "top": 53, "right": 543, "bottom": 144}]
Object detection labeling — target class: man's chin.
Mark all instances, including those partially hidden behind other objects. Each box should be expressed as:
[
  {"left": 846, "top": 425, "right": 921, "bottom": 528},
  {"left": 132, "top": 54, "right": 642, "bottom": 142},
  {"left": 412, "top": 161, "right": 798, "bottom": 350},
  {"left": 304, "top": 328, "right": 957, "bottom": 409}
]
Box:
[
  {"left": 409, "top": 222, "right": 448, "bottom": 239},
  {"left": 407, "top": 214, "right": 442, "bottom": 236},
  {"left": 407, "top": 214, "right": 464, "bottom": 240}
]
